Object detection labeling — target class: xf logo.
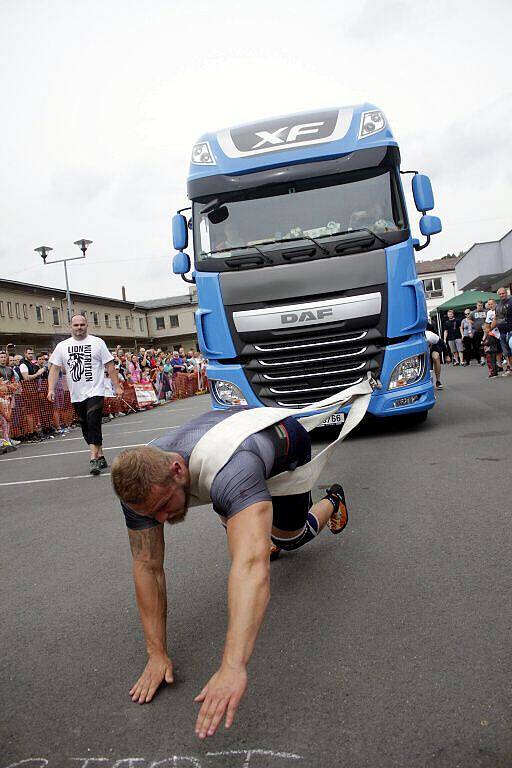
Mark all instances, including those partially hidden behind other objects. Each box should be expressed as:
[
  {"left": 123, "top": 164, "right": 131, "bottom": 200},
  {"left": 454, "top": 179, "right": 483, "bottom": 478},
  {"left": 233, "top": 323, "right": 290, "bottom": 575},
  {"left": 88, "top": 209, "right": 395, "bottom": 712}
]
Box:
[{"left": 252, "top": 122, "right": 325, "bottom": 149}]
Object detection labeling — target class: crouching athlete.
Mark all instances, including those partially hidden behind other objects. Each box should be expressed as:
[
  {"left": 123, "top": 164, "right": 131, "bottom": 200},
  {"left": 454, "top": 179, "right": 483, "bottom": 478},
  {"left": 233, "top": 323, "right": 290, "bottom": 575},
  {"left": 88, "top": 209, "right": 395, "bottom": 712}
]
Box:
[{"left": 111, "top": 407, "right": 348, "bottom": 740}]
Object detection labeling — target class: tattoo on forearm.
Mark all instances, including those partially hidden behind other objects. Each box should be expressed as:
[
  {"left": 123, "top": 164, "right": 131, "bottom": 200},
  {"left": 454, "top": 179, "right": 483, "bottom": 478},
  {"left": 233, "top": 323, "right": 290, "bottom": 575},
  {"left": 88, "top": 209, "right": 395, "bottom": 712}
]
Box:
[{"left": 128, "top": 527, "right": 164, "bottom": 562}]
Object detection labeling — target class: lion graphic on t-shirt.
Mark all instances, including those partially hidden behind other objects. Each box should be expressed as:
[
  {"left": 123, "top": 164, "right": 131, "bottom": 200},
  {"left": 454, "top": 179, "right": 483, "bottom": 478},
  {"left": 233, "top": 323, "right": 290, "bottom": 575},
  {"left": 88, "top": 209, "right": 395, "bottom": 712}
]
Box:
[{"left": 68, "top": 352, "right": 85, "bottom": 382}]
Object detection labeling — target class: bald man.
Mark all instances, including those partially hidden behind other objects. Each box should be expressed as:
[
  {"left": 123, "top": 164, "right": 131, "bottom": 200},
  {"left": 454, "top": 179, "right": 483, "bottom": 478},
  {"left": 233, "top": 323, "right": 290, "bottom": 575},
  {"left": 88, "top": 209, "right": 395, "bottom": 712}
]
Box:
[{"left": 48, "top": 314, "right": 123, "bottom": 474}]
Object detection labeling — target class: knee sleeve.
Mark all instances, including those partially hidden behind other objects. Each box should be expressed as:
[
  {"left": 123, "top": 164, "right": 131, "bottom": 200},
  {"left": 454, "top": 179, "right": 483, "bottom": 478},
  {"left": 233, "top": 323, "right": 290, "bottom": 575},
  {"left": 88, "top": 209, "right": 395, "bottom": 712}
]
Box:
[{"left": 271, "top": 512, "right": 319, "bottom": 551}]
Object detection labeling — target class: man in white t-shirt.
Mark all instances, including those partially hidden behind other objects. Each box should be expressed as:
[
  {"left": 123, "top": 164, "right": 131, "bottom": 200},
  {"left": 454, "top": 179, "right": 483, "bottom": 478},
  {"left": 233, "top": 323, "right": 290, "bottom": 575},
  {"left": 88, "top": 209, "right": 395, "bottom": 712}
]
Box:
[{"left": 47, "top": 315, "right": 123, "bottom": 474}]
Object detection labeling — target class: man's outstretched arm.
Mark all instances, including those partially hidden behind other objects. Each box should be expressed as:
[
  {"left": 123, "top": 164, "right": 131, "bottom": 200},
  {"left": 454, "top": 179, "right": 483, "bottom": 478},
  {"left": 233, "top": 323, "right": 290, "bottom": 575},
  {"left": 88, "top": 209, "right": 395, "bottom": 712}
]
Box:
[
  {"left": 128, "top": 525, "right": 174, "bottom": 703},
  {"left": 195, "top": 500, "right": 273, "bottom": 739}
]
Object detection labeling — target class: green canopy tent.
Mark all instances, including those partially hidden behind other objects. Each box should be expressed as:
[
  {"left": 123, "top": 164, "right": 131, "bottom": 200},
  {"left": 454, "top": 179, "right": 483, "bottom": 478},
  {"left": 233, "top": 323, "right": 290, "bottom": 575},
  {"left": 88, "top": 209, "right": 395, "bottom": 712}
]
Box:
[{"left": 429, "top": 290, "right": 499, "bottom": 335}]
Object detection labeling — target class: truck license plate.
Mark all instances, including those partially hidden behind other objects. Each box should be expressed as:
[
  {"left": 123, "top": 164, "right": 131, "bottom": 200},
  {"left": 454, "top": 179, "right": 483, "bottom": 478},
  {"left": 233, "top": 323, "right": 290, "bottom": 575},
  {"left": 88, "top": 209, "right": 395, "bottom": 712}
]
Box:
[{"left": 321, "top": 413, "right": 345, "bottom": 427}]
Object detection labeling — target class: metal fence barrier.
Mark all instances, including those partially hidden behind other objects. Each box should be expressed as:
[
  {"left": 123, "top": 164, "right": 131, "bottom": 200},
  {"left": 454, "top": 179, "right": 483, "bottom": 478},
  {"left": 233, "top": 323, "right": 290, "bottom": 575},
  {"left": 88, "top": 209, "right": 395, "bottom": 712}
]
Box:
[{"left": 0, "top": 371, "right": 209, "bottom": 442}]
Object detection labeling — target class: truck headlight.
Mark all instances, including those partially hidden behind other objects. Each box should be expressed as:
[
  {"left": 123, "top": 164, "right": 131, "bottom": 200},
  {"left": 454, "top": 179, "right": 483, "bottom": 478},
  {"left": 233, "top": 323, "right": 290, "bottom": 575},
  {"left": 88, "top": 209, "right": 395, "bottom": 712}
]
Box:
[
  {"left": 388, "top": 355, "right": 425, "bottom": 390},
  {"left": 358, "top": 110, "right": 386, "bottom": 139},
  {"left": 212, "top": 380, "right": 247, "bottom": 406},
  {"left": 191, "top": 141, "right": 215, "bottom": 165}
]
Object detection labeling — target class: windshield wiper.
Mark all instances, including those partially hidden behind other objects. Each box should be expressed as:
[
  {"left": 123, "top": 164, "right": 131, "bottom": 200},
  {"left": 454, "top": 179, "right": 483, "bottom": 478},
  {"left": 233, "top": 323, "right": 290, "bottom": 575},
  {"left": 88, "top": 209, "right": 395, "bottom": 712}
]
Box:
[{"left": 201, "top": 243, "right": 272, "bottom": 261}]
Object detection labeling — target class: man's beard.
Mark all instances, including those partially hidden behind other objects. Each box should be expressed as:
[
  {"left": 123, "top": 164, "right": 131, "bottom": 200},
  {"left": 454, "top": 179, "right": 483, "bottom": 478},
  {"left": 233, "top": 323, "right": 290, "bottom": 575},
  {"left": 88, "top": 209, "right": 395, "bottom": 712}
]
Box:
[{"left": 166, "top": 488, "right": 190, "bottom": 526}]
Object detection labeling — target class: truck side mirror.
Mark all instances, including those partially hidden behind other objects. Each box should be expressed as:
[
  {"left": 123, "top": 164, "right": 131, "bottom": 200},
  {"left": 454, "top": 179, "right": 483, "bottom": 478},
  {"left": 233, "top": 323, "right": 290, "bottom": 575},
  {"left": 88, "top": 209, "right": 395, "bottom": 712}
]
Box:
[
  {"left": 412, "top": 174, "right": 434, "bottom": 212},
  {"left": 420, "top": 215, "right": 442, "bottom": 236},
  {"left": 172, "top": 214, "right": 188, "bottom": 251},
  {"left": 173, "top": 252, "right": 191, "bottom": 274}
]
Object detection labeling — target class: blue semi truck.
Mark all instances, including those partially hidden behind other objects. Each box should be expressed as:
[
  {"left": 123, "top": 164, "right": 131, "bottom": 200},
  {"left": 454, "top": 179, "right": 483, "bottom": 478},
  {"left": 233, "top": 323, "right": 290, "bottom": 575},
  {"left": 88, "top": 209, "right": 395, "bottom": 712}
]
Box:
[{"left": 172, "top": 104, "right": 442, "bottom": 425}]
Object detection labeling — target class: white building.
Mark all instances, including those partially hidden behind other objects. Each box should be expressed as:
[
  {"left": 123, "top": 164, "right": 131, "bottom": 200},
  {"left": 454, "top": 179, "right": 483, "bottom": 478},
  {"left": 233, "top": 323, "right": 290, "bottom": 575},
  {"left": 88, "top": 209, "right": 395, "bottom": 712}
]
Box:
[{"left": 416, "top": 256, "right": 462, "bottom": 317}]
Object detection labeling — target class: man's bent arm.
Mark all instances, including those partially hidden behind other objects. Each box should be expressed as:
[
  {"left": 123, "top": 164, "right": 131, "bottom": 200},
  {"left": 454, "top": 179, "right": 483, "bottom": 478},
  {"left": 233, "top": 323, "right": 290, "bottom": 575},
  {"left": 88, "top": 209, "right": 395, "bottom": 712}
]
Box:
[
  {"left": 195, "top": 501, "right": 272, "bottom": 738},
  {"left": 223, "top": 501, "right": 272, "bottom": 668},
  {"left": 129, "top": 526, "right": 167, "bottom": 655},
  {"left": 127, "top": 525, "right": 174, "bottom": 704}
]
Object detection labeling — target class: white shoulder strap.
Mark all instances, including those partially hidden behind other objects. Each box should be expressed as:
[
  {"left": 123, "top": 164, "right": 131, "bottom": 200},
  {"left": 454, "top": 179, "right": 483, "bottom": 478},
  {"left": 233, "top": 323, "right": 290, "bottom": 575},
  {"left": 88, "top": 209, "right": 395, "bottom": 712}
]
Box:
[{"left": 189, "top": 378, "right": 374, "bottom": 502}]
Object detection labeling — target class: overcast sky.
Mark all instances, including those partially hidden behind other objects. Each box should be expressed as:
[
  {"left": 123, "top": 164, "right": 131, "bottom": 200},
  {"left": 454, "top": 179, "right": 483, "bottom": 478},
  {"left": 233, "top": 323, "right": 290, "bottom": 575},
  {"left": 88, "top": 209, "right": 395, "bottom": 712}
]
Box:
[{"left": 1, "top": 0, "right": 511, "bottom": 303}]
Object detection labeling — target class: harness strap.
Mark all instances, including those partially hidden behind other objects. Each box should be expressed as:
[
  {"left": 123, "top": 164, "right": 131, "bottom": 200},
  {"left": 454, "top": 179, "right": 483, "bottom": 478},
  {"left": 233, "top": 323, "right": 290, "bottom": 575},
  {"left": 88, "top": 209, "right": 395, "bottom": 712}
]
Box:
[{"left": 188, "top": 377, "right": 375, "bottom": 505}]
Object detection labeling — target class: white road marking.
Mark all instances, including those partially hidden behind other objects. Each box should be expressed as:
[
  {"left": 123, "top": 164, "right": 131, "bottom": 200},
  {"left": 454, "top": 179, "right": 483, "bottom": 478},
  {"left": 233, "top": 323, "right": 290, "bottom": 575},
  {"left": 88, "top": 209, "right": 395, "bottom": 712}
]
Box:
[
  {"left": 0, "top": 427, "right": 181, "bottom": 462},
  {"left": 0, "top": 473, "right": 111, "bottom": 487},
  {"left": 0, "top": 442, "right": 145, "bottom": 462},
  {"left": 59, "top": 425, "right": 179, "bottom": 441}
]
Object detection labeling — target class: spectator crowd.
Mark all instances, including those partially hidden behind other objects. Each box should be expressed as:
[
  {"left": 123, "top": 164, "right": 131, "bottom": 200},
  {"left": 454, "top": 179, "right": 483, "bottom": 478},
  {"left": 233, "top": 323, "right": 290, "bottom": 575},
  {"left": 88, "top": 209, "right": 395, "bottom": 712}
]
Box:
[
  {"left": 440, "top": 289, "right": 512, "bottom": 379},
  {"left": 0, "top": 343, "right": 208, "bottom": 453}
]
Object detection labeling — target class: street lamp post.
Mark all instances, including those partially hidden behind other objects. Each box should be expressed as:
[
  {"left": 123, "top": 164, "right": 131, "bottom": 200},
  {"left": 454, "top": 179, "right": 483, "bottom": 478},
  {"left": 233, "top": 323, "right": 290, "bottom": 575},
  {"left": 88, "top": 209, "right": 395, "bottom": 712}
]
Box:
[{"left": 35, "top": 239, "right": 93, "bottom": 324}]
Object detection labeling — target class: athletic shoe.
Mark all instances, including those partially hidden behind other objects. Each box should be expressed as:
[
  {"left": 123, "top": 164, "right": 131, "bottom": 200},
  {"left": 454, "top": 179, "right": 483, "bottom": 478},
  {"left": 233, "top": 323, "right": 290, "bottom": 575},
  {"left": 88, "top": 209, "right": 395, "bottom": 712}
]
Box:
[
  {"left": 97, "top": 456, "right": 108, "bottom": 470},
  {"left": 480, "top": 360, "right": 486, "bottom": 366},
  {"left": 436, "top": 380, "right": 443, "bottom": 389},
  {"left": 90, "top": 459, "right": 101, "bottom": 475},
  {"left": 488, "top": 374, "right": 498, "bottom": 378},
  {"left": 325, "top": 484, "right": 349, "bottom": 534},
  {"left": 270, "top": 542, "right": 281, "bottom": 561},
  {"left": 9, "top": 438, "right": 21, "bottom": 446},
  {"left": 1, "top": 439, "right": 16, "bottom": 453}
]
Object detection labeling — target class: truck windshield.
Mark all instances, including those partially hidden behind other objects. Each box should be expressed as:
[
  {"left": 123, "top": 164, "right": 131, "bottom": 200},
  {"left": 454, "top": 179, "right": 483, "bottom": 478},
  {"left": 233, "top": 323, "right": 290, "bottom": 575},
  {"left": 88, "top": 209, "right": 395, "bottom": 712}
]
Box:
[{"left": 194, "top": 168, "right": 405, "bottom": 261}]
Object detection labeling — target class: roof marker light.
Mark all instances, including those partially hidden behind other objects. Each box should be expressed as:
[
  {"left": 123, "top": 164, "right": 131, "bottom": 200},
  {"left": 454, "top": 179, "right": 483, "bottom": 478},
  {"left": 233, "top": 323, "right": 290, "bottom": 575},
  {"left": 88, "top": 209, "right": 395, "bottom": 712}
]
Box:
[{"left": 358, "top": 110, "right": 386, "bottom": 140}]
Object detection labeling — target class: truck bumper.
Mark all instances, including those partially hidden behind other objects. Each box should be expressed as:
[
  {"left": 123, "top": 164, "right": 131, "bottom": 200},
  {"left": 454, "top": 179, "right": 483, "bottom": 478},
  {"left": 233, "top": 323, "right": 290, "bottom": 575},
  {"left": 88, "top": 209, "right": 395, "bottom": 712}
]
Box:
[{"left": 207, "top": 335, "right": 435, "bottom": 417}]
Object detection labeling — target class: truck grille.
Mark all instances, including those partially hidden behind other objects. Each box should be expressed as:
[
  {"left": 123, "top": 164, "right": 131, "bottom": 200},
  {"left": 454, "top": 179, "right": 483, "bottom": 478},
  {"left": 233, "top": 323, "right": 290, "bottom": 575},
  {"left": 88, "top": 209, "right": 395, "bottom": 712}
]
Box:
[{"left": 240, "top": 327, "right": 384, "bottom": 407}]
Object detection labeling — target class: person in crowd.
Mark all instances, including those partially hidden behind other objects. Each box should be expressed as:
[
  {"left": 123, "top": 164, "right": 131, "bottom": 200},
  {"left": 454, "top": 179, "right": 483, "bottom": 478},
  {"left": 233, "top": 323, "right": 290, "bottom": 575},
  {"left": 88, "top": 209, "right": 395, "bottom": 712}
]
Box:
[
  {"left": 114, "top": 347, "right": 128, "bottom": 381},
  {"left": 47, "top": 314, "right": 124, "bottom": 475},
  {"left": 460, "top": 309, "right": 474, "bottom": 366},
  {"left": 470, "top": 300, "right": 487, "bottom": 365},
  {"left": 34, "top": 351, "right": 66, "bottom": 436},
  {"left": 170, "top": 350, "right": 186, "bottom": 375},
  {"left": 443, "top": 309, "right": 462, "bottom": 365},
  {"left": 482, "top": 322, "right": 500, "bottom": 378},
  {"left": 110, "top": 404, "right": 350, "bottom": 738},
  {"left": 138, "top": 348, "right": 149, "bottom": 369},
  {"left": 0, "top": 349, "right": 20, "bottom": 451},
  {"left": 127, "top": 354, "right": 142, "bottom": 384},
  {"left": 426, "top": 323, "right": 444, "bottom": 389},
  {"left": 14, "top": 347, "right": 45, "bottom": 440},
  {"left": 492, "top": 287, "right": 512, "bottom": 375}
]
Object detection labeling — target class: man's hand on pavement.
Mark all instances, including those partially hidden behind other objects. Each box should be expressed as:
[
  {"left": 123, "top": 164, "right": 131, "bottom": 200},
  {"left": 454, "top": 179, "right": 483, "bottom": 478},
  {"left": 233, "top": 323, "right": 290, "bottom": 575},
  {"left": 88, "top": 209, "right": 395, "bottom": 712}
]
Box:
[
  {"left": 129, "top": 652, "right": 174, "bottom": 704},
  {"left": 194, "top": 664, "right": 248, "bottom": 739}
]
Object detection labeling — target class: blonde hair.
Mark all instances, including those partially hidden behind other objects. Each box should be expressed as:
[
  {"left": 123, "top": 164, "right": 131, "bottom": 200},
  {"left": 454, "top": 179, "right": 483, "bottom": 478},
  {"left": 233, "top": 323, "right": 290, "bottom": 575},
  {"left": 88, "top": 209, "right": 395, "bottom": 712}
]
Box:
[{"left": 111, "top": 446, "right": 174, "bottom": 504}]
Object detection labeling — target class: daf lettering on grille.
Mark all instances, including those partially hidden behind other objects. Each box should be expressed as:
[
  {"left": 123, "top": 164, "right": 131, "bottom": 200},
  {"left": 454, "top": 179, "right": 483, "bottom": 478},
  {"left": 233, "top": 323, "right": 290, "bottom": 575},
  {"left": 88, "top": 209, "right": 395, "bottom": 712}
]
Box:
[{"left": 281, "top": 307, "right": 334, "bottom": 325}]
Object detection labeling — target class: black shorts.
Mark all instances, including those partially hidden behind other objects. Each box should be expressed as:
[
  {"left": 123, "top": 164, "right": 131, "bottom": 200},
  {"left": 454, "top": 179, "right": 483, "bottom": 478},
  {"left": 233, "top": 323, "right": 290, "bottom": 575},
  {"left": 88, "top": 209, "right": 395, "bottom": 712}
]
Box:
[{"left": 271, "top": 416, "right": 312, "bottom": 531}]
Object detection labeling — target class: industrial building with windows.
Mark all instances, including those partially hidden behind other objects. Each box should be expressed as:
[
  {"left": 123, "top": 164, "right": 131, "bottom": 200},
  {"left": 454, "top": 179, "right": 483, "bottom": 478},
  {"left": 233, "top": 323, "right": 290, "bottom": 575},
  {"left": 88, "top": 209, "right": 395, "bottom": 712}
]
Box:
[{"left": 0, "top": 278, "right": 199, "bottom": 353}]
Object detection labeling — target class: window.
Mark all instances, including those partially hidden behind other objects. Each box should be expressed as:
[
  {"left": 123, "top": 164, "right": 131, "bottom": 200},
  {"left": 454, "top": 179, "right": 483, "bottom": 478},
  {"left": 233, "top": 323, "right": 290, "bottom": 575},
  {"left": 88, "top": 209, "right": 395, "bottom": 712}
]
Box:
[
  {"left": 104, "top": 313, "right": 111, "bottom": 327},
  {"left": 15, "top": 302, "right": 20, "bottom": 319},
  {"left": 52, "top": 308, "right": 61, "bottom": 325},
  {"left": 92, "top": 312, "right": 99, "bottom": 326},
  {"left": 36, "top": 305, "right": 44, "bottom": 322},
  {"left": 0, "top": 301, "right": 4, "bottom": 317},
  {"left": 169, "top": 315, "right": 179, "bottom": 328},
  {"left": 138, "top": 317, "right": 144, "bottom": 332},
  {"left": 422, "top": 277, "right": 443, "bottom": 299},
  {"left": 125, "top": 316, "right": 131, "bottom": 329},
  {"left": 23, "top": 303, "right": 28, "bottom": 319},
  {"left": 115, "top": 315, "right": 121, "bottom": 329},
  {"left": 7, "top": 301, "right": 13, "bottom": 318},
  {"left": 81, "top": 309, "right": 88, "bottom": 319},
  {"left": 155, "top": 316, "right": 165, "bottom": 330}
]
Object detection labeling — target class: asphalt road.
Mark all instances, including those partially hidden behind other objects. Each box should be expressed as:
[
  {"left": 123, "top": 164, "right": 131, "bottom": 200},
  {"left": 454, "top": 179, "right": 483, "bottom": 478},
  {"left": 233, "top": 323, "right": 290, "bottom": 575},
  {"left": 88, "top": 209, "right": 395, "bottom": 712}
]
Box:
[{"left": 1, "top": 366, "right": 511, "bottom": 768}]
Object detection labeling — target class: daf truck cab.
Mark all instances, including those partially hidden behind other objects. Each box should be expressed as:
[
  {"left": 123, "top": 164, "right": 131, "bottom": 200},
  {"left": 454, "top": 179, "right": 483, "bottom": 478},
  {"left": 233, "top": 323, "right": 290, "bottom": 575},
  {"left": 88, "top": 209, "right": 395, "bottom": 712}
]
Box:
[{"left": 173, "top": 104, "right": 442, "bottom": 425}]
